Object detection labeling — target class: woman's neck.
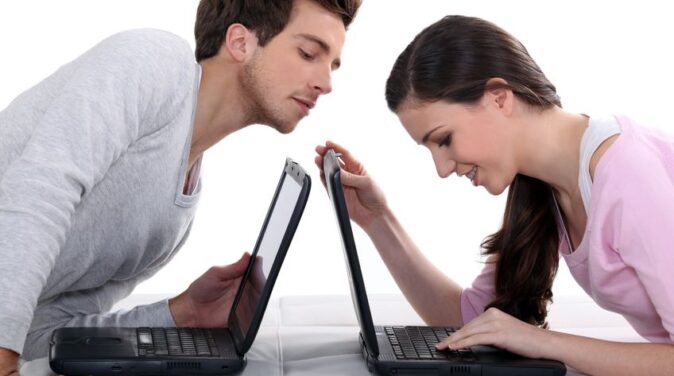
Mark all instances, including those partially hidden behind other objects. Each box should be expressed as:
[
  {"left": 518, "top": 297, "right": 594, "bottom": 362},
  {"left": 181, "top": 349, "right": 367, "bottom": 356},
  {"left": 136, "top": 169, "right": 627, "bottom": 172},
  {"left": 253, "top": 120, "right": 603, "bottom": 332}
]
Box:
[{"left": 515, "top": 107, "right": 588, "bottom": 203}]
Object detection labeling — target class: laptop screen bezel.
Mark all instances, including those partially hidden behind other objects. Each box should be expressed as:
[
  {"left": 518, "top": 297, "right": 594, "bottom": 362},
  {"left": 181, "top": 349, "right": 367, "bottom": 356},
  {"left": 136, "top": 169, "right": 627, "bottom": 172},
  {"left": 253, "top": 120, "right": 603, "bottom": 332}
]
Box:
[
  {"left": 227, "top": 157, "right": 311, "bottom": 355},
  {"left": 323, "top": 149, "right": 380, "bottom": 357}
]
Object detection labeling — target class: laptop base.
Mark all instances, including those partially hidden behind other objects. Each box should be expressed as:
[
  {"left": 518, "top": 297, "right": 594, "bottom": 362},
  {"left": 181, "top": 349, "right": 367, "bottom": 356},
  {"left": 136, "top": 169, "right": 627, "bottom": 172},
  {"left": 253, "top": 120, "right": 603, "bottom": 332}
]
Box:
[
  {"left": 362, "top": 327, "right": 566, "bottom": 376},
  {"left": 50, "top": 327, "right": 244, "bottom": 376}
]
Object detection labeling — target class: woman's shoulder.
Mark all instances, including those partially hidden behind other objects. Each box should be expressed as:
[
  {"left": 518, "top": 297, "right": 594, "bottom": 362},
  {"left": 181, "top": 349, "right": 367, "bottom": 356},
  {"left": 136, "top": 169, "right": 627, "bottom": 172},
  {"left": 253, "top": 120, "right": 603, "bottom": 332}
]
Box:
[{"left": 595, "top": 115, "right": 674, "bottom": 184}]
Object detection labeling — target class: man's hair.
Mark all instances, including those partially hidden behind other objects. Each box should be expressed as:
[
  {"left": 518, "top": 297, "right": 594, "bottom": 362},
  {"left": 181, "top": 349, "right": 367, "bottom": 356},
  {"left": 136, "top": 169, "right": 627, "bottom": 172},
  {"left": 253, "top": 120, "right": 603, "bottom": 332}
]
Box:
[{"left": 194, "top": 0, "right": 361, "bottom": 62}]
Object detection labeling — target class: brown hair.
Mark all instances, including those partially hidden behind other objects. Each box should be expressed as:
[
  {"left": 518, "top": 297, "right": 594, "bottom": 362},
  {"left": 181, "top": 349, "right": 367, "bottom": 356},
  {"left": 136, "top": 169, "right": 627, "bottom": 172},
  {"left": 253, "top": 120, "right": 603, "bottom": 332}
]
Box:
[
  {"left": 194, "top": 0, "right": 361, "bottom": 62},
  {"left": 385, "top": 15, "right": 561, "bottom": 327}
]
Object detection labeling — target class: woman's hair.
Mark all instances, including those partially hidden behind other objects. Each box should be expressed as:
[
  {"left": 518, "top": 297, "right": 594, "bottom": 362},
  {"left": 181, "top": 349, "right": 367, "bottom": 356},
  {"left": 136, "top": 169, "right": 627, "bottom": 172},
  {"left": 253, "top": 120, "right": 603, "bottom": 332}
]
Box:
[
  {"left": 385, "top": 15, "right": 561, "bottom": 327},
  {"left": 194, "top": 0, "right": 361, "bottom": 62}
]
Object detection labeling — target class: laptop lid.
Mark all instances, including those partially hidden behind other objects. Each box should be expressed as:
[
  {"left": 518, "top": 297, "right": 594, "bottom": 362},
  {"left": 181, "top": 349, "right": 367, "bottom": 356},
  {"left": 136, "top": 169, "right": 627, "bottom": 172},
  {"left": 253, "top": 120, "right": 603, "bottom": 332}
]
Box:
[
  {"left": 227, "top": 157, "right": 311, "bottom": 355},
  {"left": 323, "top": 149, "right": 380, "bottom": 357}
]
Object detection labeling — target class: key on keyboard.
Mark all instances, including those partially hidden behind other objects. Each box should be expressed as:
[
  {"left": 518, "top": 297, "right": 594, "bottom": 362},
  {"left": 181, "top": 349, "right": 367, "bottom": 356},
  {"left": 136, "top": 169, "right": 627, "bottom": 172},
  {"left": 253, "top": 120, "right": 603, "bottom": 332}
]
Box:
[
  {"left": 136, "top": 328, "right": 219, "bottom": 357},
  {"left": 384, "top": 326, "right": 475, "bottom": 361}
]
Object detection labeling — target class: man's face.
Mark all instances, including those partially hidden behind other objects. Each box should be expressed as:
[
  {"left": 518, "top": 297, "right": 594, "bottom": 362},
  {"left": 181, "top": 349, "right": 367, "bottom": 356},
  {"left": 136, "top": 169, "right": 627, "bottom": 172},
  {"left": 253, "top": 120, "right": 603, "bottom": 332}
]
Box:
[{"left": 241, "top": 0, "right": 346, "bottom": 133}]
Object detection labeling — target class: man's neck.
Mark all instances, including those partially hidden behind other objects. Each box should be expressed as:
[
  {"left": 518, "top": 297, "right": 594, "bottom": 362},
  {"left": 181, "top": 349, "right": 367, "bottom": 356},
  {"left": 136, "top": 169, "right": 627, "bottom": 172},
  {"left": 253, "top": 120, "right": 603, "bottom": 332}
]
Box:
[{"left": 188, "top": 58, "right": 251, "bottom": 169}]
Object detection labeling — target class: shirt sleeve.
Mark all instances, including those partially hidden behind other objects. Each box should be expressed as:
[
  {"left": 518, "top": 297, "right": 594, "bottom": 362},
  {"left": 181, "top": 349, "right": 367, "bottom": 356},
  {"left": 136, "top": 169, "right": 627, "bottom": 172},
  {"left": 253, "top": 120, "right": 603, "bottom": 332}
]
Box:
[
  {"left": 0, "top": 29, "right": 193, "bottom": 354},
  {"left": 612, "top": 141, "right": 674, "bottom": 342},
  {"left": 22, "top": 277, "right": 176, "bottom": 360},
  {"left": 460, "top": 256, "right": 497, "bottom": 324}
]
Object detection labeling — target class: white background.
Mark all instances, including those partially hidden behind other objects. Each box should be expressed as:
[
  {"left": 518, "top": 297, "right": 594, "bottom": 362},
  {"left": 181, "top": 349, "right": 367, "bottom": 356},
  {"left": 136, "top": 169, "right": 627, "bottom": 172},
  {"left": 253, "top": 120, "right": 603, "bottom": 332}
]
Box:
[{"left": 1, "top": 1, "right": 673, "bottom": 302}]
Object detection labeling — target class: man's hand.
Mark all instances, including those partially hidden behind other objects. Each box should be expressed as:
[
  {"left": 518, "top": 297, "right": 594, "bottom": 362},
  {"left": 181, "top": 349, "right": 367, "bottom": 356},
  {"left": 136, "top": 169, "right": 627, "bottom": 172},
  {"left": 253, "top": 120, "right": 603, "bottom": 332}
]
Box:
[
  {"left": 0, "top": 347, "right": 19, "bottom": 376},
  {"left": 233, "top": 254, "right": 266, "bottom": 326},
  {"left": 169, "top": 253, "right": 250, "bottom": 327}
]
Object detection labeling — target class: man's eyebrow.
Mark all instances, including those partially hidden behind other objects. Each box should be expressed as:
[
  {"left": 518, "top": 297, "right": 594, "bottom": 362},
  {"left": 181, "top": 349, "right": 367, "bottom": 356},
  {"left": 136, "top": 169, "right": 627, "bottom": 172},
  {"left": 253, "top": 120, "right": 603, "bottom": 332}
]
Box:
[
  {"left": 295, "top": 33, "right": 341, "bottom": 70},
  {"left": 421, "top": 125, "right": 446, "bottom": 145}
]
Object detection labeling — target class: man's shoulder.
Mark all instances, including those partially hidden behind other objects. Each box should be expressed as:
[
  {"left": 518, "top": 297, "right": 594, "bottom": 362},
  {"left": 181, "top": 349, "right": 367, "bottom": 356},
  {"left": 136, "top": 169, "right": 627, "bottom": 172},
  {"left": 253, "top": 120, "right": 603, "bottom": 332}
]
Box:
[
  {"left": 72, "top": 28, "right": 197, "bottom": 95},
  {"left": 97, "top": 28, "right": 194, "bottom": 63},
  {"left": 105, "top": 29, "right": 191, "bottom": 48}
]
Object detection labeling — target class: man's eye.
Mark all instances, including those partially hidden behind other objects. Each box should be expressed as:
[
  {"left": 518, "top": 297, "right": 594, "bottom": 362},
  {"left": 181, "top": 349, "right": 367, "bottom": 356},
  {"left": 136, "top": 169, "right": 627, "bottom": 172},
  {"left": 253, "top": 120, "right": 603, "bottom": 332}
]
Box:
[{"left": 299, "top": 49, "right": 315, "bottom": 61}]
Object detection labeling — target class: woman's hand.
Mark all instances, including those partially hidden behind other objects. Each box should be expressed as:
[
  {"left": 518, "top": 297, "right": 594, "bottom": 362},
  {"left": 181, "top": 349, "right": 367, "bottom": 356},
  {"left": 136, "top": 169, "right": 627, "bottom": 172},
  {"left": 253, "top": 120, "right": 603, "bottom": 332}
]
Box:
[
  {"left": 315, "top": 141, "right": 389, "bottom": 230},
  {"left": 437, "top": 307, "right": 552, "bottom": 359}
]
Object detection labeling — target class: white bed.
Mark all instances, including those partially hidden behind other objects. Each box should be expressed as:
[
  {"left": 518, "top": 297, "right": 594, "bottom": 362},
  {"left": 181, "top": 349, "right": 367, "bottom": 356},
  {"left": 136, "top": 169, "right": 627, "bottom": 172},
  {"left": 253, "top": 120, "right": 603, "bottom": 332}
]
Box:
[{"left": 21, "top": 293, "right": 644, "bottom": 376}]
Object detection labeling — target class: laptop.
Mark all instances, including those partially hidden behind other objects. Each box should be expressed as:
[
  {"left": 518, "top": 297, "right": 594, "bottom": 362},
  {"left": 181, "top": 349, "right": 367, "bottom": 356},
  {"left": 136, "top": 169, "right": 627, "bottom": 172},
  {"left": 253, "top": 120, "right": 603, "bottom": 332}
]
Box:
[
  {"left": 322, "top": 149, "right": 567, "bottom": 376},
  {"left": 49, "top": 157, "right": 311, "bottom": 376}
]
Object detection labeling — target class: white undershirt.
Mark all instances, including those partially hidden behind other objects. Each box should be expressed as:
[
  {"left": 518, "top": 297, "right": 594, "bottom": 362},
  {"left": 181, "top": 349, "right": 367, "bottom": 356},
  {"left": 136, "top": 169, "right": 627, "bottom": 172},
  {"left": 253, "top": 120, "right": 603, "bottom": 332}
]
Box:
[
  {"left": 578, "top": 115, "right": 621, "bottom": 213},
  {"left": 554, "top": 115, "right": 621, "bottom": 251}
]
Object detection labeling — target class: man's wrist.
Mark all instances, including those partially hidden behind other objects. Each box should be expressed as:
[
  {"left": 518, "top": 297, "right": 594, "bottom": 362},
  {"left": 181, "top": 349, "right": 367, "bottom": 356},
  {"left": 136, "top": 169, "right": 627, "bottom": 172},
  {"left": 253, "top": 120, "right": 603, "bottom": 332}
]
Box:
[
  {"left": 168, "top": 293, "right": 196, "bottom": 327},
  {"left": 0, "top": 347, "right": 19, "bottom": 374}
]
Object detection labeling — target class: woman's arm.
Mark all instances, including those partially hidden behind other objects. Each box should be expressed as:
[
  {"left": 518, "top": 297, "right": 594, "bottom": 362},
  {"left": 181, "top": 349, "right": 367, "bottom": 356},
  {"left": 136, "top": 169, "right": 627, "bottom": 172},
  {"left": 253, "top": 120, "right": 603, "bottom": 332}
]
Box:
[
  {"left": 439, "top": 307, "right": 674, "bottom": 376},
  {"left": 364, "top": 206, "right": 464, "bottom": 327},
  {"left": 315, "top": 141, "right": 464, "bottom": 326},
  {"left": 551, "top": 331, "right": 674, "bottom": 376}
]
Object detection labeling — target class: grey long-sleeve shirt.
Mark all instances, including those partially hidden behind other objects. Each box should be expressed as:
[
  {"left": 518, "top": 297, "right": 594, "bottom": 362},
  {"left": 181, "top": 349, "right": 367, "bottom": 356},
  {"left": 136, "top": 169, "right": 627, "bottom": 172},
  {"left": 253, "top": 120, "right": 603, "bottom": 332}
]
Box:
[{"left": 0, "top": 29, "right": 201, "bottom": 360}]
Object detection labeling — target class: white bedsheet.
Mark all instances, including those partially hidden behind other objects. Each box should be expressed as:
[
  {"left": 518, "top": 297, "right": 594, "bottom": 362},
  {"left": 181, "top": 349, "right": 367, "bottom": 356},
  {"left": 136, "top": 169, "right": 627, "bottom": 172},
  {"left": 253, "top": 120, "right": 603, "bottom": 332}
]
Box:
[{"left": 21, "top": 294, "right": 644, "bottom": 375}]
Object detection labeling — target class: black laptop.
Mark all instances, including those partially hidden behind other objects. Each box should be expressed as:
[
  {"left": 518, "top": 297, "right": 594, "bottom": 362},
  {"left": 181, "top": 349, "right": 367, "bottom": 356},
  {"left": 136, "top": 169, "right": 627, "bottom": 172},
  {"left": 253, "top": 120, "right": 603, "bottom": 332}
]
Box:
[
  {"left": 322, "top": 149, "right": 566, "bottom": 376},
  {"left": 49, "top": 157, "right": 311, "bottom": 375}
]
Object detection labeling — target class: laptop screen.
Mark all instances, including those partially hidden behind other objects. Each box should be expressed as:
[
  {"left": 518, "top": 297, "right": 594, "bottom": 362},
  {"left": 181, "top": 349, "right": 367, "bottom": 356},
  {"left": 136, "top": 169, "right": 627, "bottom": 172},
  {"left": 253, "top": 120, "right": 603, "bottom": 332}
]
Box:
[
  {"left": 229, "top": 159, "right": 309, "bottom": 353},
  {"left": 232, "top": 174, "right": 301, "bottom": 334},
  {"left": 323, "top": 149, "right": 380, "bottom": 357}
]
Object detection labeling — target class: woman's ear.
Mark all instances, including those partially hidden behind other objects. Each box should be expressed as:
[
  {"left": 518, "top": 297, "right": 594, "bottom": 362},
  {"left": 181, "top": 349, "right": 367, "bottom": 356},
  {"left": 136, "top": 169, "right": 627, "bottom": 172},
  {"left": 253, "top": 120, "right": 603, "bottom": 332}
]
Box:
[
  {"left": 484, "top": 77, "right": 514, "bottom": 115},
  {"left": 221, "top": 23, "right": 257, "bottom": 62}
]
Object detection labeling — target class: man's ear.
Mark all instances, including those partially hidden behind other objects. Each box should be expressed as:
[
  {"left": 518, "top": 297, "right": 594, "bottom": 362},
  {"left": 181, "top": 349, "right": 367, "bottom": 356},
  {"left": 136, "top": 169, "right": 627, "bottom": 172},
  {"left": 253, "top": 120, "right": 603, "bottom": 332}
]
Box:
[
  {"left": 222, "top": 23, "right": 257, "bottom": 62},
  {"left": 484, "top": 77, "right": 514, "bottom": 115}
]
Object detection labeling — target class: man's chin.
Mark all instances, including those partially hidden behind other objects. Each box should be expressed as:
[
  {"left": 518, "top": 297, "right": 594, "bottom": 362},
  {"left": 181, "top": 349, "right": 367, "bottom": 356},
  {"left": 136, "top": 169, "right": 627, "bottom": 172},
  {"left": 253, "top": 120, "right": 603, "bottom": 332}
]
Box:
[{"left": 269, "top": 119, "right": 300, "bottom": 134}]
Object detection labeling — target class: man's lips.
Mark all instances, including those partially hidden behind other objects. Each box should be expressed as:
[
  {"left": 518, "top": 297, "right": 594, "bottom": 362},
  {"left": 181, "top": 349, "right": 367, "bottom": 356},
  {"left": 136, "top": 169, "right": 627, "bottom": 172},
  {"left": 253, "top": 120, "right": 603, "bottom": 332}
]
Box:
[{"left": 293, "top": 97, "right": 316, "bottom": 114}]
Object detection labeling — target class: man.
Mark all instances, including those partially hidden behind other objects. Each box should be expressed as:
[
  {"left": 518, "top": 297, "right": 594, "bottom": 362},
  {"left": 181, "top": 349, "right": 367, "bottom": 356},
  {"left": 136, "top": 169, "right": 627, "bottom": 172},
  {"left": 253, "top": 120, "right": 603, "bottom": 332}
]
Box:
[{"left": 0, "top": 0, "right": 361, "bottom": 372}]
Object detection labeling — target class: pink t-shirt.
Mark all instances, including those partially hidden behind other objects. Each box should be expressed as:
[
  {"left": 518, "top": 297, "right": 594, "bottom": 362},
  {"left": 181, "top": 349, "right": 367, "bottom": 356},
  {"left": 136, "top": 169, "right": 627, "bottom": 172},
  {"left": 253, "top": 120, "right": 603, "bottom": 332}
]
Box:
[{"left": 461, "top": 116, "right": 674, "bottom": 343}]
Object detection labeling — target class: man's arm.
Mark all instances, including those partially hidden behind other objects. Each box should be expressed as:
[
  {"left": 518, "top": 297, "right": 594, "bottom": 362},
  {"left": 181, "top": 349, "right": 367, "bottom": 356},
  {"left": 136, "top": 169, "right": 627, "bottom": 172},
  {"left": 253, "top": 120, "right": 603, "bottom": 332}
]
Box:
[
  {"left": 0, "top": 347, "right": 19, "bottom": 376},
  {"left": 0, "top": 29, "right": 196, "bottom": 356}
]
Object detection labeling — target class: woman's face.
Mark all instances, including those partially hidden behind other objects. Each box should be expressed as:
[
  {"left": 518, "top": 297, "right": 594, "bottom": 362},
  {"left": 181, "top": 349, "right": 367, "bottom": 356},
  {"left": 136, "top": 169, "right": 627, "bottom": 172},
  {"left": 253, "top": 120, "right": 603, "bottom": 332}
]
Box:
[{"left": 397, "top": 95, "right": 518, "bottom": 195}]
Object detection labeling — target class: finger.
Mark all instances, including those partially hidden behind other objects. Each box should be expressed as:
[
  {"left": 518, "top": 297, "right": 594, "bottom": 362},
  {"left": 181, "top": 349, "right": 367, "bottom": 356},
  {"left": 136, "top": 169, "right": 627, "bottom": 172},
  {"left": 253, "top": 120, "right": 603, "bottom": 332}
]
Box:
[
  {"left": 213, "top": 253, "right": 250, "bottom": 280},
  {"left": 314, "top": 155, "right": 323, "bottom": 171},
  {"left": 434, "top": 316, "right": 485, "bottom": 350},
  {"left": 439, "top": 332, "right": 495, "bottom": 350},
  {"left": 438, "top": 318, "right": 494, "bottom": 350},
  {"left": 324, "top": 140, "right": 364, "bottom": 173},
  {"left": 237, "top": 252, "right": 251, "bottom": 266},
  {"left": 339, "top": 168, "right": 371, "bottom": 190}
]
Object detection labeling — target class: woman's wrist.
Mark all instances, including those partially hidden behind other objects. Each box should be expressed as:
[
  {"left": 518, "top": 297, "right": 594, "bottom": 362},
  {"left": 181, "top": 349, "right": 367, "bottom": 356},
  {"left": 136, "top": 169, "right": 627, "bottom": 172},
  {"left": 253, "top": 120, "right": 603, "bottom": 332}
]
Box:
[
  {"left": 538, "top": 329, "right": 571, "bottom": 361},
  {"left": 362, "top": 205, "right": 395, "bottom": 235}
]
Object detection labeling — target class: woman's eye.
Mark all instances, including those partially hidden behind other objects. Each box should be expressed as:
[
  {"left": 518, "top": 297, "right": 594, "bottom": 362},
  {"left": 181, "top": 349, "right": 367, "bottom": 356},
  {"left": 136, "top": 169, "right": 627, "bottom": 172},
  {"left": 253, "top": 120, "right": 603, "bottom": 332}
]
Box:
[{"left": 439, "top": 135, "right": 451, "bottom": 147}]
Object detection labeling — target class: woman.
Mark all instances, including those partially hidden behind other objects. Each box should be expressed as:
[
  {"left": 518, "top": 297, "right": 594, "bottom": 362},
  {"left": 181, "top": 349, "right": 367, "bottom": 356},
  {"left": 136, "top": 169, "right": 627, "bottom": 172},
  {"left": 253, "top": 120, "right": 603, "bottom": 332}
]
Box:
[{"left": 315, "top": 15, "right": 674, "bottom": 375}]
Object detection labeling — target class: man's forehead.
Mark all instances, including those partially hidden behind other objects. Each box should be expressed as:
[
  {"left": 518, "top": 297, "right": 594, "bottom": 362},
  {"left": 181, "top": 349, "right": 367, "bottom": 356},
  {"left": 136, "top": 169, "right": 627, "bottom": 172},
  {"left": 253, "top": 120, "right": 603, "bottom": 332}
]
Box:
[{"left": 284, "top": 0, "right": 346, "bottom": 49}]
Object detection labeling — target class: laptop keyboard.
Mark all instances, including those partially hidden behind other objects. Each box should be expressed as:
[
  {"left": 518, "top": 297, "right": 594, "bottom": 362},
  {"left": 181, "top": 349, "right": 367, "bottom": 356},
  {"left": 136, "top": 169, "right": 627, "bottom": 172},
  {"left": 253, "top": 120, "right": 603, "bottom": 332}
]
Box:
[
  {"left": 136, "top": 328, "right": 219, "bottom": 357},
  {"left": 384, "top": 326, "right": 475, "bottom": 361}
]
